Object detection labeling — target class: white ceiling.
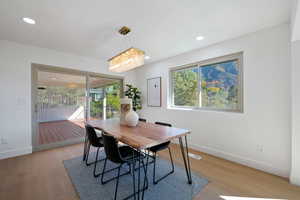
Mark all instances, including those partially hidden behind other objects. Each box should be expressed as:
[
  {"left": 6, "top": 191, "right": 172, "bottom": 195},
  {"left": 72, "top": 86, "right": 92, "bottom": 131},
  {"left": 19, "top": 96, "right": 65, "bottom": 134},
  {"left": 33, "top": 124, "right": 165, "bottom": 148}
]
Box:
[{"left": 0, "top": 0, "right": 291, "bottom": 63}]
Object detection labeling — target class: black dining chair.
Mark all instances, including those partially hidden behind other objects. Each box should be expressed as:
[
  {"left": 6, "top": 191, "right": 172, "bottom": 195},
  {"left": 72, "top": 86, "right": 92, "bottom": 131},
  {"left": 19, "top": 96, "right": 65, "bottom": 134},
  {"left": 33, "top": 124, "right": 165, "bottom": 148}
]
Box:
[
  {"left": 85, "top": 124, "right": 106, "bottom": 177},
  {"left": 139, "top": 118, "right": 147, "bottom": 122},
  {"left": 101, "top": 132, "right": 148, "bottom": 200},
  {"left": 148, "top": 122, "right": 175, "bottom": 184}
]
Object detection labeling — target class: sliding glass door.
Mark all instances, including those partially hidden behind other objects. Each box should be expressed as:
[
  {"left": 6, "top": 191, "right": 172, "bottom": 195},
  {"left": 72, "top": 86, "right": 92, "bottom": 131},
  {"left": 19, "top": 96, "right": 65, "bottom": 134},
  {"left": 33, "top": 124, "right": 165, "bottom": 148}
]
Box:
[
  {"left": 32, "top": 64, "right": 123, "bottom": 151},
  {"left": 87, "top": 76, "right": 122, "bottom": 121}
]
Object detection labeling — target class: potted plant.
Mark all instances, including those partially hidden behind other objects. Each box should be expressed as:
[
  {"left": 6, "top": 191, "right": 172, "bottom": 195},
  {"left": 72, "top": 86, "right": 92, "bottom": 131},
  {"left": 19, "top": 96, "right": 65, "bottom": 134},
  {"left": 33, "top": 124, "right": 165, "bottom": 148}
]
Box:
[
  {"left": 122, "top": 84, "right": 142, "bottom": 127},
  {"left": 124, "top": 84, "right": 142, "bottom": 111}
]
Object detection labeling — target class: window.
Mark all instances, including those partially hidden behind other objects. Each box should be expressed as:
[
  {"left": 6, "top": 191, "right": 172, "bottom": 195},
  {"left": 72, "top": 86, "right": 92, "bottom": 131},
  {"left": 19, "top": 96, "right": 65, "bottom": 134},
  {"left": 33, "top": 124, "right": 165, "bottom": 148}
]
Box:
[{"left": 170, "top": 52, "right": 243, "bottom": 112}]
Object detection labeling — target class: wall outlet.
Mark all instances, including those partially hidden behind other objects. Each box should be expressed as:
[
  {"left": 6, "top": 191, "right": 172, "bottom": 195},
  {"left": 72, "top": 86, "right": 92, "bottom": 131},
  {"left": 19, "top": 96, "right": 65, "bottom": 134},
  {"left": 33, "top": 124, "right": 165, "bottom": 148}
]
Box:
[
  {"left": 188, "top": 152, "right": 202, "bottom": 160},
  {"left": 0, "top": 137, "right": 8, "bottom": 144},
  {"left": 256, "top": 144, "right": 264, "bottom": 153}
]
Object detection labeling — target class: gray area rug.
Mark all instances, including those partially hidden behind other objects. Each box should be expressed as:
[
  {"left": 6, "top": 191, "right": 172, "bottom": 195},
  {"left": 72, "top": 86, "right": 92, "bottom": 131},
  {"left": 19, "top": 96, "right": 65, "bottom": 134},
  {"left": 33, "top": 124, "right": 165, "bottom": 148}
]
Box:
[{"left": 63, "top": 151, "right": 208, "bottom": 200}]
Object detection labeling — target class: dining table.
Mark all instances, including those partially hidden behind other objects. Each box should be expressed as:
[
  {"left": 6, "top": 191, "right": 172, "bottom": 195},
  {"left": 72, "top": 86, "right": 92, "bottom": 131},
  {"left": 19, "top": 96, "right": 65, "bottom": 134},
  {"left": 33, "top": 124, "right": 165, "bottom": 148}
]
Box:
[{"left": 87, "top": 118, "right": 192, "bottom": 199}]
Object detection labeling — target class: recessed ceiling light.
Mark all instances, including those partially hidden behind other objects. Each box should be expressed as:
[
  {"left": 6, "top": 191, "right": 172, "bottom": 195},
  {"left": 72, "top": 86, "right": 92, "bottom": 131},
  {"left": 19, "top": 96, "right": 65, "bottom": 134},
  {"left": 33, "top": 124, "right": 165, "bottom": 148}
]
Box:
[
  {"left": 22, "top": 17, "right": 36, "bottom": 25},
  {"left": 196, "top": 36, "right": 205, "bottom": 41},
  {"left": 145, "top": 55, "right": 150, "bottom": 60}
]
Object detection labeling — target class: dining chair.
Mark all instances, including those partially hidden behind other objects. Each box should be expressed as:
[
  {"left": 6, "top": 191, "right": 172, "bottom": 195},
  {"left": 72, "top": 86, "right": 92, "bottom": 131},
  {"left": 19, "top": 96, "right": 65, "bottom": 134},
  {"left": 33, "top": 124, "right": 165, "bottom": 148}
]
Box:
[
  {"left": 85, "top": 124, "right": 106, "bottom": 177},
  {"left": 148, "top": 122, "right": 175, "bottom": 184},
  {"left": 139, "top": 118, "right": 147, "bottom": 122},
  {"left": 101, "top": 132, "right": 148, "bottom": 200}
]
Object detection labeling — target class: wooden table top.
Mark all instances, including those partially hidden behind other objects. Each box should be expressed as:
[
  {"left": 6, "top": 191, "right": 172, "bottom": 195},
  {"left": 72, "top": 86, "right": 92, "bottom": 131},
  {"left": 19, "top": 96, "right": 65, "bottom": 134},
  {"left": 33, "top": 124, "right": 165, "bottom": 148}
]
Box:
[{"left": 87, "top": 119, "right": 190, "bottom": 150}]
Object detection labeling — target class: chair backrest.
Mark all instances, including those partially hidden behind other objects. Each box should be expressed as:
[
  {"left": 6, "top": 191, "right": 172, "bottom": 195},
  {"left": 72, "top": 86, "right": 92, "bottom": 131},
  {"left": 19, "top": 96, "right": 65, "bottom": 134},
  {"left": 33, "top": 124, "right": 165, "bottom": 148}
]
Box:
[
  {"left": 139, "top": 118, "right": 147, "bottom": 122},
  {"left": 155, "top": 121, "right": 172, "bottom": 127},
  {"left": 85, "top": 124, "right": 100, "bottom": 147},
  {"left": 101, "top": 132, "right": 123, "bottom": 164}
]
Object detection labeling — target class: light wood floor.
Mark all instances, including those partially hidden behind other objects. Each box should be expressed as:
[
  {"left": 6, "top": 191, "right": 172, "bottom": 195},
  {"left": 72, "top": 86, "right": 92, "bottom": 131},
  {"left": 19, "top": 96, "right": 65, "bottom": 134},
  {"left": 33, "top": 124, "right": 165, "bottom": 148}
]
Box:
[{"left": 0, "top": 143, "right": 299, "bottom": 200}]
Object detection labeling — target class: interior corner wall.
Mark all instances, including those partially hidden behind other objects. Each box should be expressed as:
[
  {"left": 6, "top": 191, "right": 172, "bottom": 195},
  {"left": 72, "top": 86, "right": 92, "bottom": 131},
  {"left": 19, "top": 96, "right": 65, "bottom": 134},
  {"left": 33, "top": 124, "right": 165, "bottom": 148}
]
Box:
[
  {"left": 0, "top": 40, "right": 135, "bottom": 159},
  {"left": 135, "top": 23, "right": 291, "bottom": 177},
  {"left": 291, "top": 40, "right": 300, "bottom": 186}
]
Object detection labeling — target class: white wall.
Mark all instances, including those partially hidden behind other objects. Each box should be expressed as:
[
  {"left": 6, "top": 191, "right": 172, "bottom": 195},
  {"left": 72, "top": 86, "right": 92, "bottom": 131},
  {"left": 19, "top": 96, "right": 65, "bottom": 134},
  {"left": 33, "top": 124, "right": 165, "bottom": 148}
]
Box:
[
  {"left": 292, "top": 0, "right": 300, "bottom": 41},
  {"left": 135, "top": 24, "right": 291, "bottom": 177},
  {"left": 291, "top": 40, "right": 300, "bottom": 185},
  {"left": 0, "top": 40, "right": 135, "bottom": 159}
]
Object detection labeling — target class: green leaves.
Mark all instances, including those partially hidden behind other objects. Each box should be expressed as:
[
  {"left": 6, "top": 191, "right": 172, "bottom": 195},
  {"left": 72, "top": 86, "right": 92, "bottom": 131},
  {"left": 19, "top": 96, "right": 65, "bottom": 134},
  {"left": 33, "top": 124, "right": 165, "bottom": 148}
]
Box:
[{"left": 125, "top": 84, "right": 142, "bottom": 111}]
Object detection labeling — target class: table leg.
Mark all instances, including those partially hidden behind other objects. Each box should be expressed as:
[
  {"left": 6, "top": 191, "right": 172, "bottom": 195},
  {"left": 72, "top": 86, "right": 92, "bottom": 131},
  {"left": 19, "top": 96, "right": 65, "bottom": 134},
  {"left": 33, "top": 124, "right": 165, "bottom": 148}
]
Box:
[
  {"left": 132, "top": 151, "right": 136, "bottom": 200},
  {"left": 138, "top": 151, "right": 141, "bottom": 200},
  {"left": 142, "top": 150, "right": 150, "bottom": 200},
  {"left": 179, "top": 136, "right": 192, "bottom": 184}
]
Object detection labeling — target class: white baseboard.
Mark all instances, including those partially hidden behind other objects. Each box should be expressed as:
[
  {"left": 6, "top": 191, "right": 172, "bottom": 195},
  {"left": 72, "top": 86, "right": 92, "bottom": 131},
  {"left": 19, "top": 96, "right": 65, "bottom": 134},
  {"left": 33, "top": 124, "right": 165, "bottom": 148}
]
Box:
[
  {"left": 186, "top": 143, "right": 289, "bottom": 178},
  {"left": 290, "top": 174, "right": 300, "bottom": 186},
  {"left": 0, "top": 146, "right": 32, "bottom": 160}
]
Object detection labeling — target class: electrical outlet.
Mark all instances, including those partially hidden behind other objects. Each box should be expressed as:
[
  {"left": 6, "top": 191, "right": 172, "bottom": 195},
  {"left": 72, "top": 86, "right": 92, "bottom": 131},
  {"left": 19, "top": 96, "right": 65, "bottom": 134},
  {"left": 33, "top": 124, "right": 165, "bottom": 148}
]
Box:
[
  {"left": 188, "top": 152, "right": 202, "bottom": 160},
  {"left": 0, "top": 137, "right": 8, "bottom": 144},
  {"left": 256, "top": 144, "right": 264, "bottom": 153}
]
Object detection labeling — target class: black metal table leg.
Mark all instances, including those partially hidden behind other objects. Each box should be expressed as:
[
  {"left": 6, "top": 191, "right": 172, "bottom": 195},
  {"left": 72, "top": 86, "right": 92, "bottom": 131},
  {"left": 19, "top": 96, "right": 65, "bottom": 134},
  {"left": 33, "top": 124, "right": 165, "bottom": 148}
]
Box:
[
  {"left": 142, "top": 150, "right": 150, "bottom": 200},
  {"left": 184, "top": 135, "right": 192, "bottom": 183},
  {"left": 179, "top": 136, "right": 192, "bottom": 184},
  {"left": 138, "top": 150, "right": 141, "bottom": 200},
  {"left": 132, "top": 151, "right": 137, "bottom": 200}
]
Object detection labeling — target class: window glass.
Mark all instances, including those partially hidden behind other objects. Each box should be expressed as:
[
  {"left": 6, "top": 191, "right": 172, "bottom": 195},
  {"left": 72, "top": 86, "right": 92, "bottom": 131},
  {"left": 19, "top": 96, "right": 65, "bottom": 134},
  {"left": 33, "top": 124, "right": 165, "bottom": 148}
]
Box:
[
  {"left": 173, "top": 67, "right": 199, "bottom": 107},
  {"left": 170, "top": 53, "right": 242, "bottom": 112},
  {"left": 200, "top": 60, "right": 239, "bottom": 110}
]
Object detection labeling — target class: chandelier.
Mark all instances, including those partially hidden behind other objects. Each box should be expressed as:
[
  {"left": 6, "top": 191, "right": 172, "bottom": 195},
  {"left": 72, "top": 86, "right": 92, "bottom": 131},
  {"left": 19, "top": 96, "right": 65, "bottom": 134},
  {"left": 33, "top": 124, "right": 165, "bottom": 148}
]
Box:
[{"left": 108, "top": 47, "right": 145, "bottom": 73}]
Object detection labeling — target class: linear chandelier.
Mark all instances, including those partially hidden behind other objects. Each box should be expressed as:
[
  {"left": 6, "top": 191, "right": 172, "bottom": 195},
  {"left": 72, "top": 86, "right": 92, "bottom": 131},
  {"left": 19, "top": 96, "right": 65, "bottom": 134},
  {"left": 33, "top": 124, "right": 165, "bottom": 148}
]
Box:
[{"left": 108, "top": 47, "right": 145, "bottom": 73}]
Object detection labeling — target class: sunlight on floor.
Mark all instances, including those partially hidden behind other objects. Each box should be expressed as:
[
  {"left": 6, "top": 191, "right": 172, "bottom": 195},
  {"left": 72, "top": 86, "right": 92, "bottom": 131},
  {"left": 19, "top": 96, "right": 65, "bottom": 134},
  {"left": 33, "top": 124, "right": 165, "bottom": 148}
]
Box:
[{"left": 220, "top": 196, "right": 287, "bottom": 200}]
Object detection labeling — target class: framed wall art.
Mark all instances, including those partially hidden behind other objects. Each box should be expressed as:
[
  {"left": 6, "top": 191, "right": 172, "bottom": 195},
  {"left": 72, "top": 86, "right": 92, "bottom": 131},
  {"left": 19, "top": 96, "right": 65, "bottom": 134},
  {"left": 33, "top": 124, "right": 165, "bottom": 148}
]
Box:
[{"left": 147, "top": 77, "right": 161, "bottom": 107}]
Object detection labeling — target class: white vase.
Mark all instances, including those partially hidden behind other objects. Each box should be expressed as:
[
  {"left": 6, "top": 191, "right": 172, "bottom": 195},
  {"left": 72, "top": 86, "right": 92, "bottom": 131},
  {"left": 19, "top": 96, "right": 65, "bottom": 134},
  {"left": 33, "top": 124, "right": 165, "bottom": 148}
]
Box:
[
  {"left": 120, "top": 97, "right": 132, "bottom": 125},
  {"left": 125, "top": 109, "right": 139, "bottom": 127}
]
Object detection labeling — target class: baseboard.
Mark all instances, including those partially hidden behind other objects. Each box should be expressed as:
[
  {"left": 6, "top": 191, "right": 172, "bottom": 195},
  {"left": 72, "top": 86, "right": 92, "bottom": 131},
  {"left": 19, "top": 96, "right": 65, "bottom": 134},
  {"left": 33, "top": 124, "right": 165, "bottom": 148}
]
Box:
[
  {"left": 0, "top": 146, "right": 32, "bottom": 160},
  {"left": 33, "top": 137, "right": 84, "bottom": 152},
  {"left": 290, "top": 173, "right": 300, "bottom": 186},
  {"left": 188, "top": 143, "right": 289, "bottom": 178}
]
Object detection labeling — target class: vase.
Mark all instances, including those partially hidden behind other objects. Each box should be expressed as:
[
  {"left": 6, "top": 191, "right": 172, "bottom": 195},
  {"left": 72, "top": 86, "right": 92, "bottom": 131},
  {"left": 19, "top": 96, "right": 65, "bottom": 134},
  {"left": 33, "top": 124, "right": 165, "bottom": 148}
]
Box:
[
  {"left": 120, "top": 97, "right": 132, "bottom": 125},
  {"left": 125, "top": 109, "right": 139, "bottom": 127}
]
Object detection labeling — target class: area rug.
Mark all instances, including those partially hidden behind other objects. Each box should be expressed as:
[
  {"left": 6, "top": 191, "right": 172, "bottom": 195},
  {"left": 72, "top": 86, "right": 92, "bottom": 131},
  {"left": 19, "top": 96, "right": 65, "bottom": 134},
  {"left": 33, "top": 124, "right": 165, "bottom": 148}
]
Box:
[{"left": 63, "top": 151, "right": 208, "bottom": 200}]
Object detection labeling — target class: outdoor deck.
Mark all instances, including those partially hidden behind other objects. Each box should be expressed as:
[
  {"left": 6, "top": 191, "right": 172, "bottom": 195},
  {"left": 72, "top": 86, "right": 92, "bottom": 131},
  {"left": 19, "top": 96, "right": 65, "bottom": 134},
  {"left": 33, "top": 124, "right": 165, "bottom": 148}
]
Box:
[{"left": 38, "top": 120, "right": 86, "bottom": 145}]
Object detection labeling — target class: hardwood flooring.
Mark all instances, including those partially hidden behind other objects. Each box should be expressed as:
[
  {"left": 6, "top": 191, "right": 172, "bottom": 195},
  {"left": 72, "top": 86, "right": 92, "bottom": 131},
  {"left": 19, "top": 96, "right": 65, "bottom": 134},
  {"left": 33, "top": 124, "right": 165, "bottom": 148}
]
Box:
[{"left": 0, "top": 143, "right": 299, "bottom": 200}]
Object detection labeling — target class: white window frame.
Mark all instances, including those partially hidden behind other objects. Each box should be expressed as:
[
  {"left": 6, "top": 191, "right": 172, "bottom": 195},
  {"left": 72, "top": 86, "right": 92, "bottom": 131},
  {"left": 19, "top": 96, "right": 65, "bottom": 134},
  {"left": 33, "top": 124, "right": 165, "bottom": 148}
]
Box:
[{"left": 169, "top": 52, "right": 243, "bottom": 113}]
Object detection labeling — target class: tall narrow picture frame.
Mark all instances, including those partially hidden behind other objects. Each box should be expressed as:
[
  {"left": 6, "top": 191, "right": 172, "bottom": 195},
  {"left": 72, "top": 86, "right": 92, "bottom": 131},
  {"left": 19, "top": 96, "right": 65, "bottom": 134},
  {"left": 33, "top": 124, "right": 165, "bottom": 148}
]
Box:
[{"left": 147, "top": 77, "right": 161, "bottom": 107}]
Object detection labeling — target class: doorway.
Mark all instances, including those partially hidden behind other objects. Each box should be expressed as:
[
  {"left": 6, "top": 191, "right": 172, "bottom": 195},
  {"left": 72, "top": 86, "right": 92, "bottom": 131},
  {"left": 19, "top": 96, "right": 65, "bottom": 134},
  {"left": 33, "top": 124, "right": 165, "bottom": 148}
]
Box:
[{"left": 31, "top": 64, "right": 123, "bottom": 151}]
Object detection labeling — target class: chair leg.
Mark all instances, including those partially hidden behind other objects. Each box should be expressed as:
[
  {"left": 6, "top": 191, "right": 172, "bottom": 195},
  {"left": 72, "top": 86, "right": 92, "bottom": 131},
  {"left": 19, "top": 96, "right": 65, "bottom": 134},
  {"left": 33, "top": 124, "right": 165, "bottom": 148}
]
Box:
[
  {"left": 85, "top": 143, "right": 92, "bottom": 166},
  {"left": 114, "top": 164, "right": 122, "bottom": 200},
  {"left": 83, "top": 135, "right": 88, "bottom": 161},
  {"left": 153, "top": 147, "right": 175, "bottom": 184},
  {"left": 131, "top": 162, "right": 136, "bottom": 200},
  {"left": 101, "top": 158, "right": 108, "bottom": 184},
  {"left": 93, "top": 147, "right": 102, "bottom": 177},
  {"left": 168, "top": 147, "right": 175, "bottom": 173},
  {"left": 101, "top": 160, "right": 131, "bottom": 185}
]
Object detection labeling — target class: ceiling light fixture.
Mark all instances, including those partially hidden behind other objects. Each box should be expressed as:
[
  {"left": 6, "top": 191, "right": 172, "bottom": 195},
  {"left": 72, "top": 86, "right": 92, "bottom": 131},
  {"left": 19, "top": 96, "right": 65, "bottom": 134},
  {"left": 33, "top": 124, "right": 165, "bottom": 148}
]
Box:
[
  {"left": 108, "top": 47, "right": 145, "bottom": 73},
  {"left": 22, "top": 17, "right": 36, "bottom": 25},
  {"left": 196, "top": 36, "right": 204, "bottom": 41},
  {"left": 108, "top": 26, "right": 145, "bottom": 73},
  {"left": 145, "top": 55, "right": 150, "bottom": 60}
]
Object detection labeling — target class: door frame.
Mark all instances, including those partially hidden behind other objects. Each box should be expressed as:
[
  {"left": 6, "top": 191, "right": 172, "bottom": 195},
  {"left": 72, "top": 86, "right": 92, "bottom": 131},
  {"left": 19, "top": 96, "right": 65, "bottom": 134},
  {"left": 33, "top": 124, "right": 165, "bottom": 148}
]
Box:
[{"left": 31, "top": 63, "right": 124, "bottom": 152}]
